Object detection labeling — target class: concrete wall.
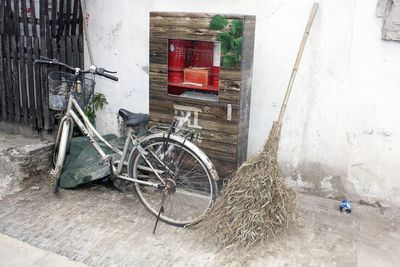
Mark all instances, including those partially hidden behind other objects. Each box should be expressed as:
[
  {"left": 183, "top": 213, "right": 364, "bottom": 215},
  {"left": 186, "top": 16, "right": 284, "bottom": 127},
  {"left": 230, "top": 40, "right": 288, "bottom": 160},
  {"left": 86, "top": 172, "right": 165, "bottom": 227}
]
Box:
[{"left": 85, "top": 0, "right": 400, "bottom": 205}]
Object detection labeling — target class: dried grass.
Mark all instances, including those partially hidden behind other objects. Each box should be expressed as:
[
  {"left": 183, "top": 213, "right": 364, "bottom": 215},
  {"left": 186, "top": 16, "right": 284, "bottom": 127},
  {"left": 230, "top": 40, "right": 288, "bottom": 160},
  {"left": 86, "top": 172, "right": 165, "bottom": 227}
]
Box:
[{"left": 197, "top": 121, "right": 297, "bottom": 249}]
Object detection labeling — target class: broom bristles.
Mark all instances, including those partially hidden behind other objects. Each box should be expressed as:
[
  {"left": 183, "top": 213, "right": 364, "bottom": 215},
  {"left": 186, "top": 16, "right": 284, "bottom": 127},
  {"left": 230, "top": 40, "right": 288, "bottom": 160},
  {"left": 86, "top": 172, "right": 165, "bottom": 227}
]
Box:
[{"left": 197, "top": 121, "right": 297, "bottom": 249}]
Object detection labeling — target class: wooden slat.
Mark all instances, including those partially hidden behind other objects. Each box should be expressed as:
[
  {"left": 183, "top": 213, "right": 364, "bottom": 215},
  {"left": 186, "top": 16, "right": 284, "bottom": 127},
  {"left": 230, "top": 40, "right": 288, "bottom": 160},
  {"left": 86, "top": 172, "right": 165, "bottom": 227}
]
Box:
[
  {"left": 12, "top": 0, "right": 19, "bottom": 34},
  {"left": 51, "top": 37, "right": 57, "bottom": 59},
  {"left": 29, "top": 0, "right": 38, "bottom": 37},
  {"left": 39, "top": 0, "right": 44, "bottom": 36},
  {"left": 26, "top": 36, "right": 36, "bottom": 127},
  {"left": 78, "top": 34, "right": 83, "bottom": 68},
  {"left": 78, "top": 0, "right": 82, "bottom": 35},
  {"left": 72, "top": 35, "right": 78, "bottom": 67},
  {"left": 0, "top": 0, "right": 5, "bottom": 34},
  {"left": 33, "top": 36, "right": 43, "bottom": 128},
  {"left": 150, "top": 31, "right": 217, "bottom": 43},
  {"left": 20, "top": 0, "right": 29, "bottom": 36},
  {"left": 71, "top": 0, "right": 78, "bottom": 35},
  {"left": 65, "top": 35, "right": 72, "bottom": 65},
  {"left": 47, "top": 35, "right": 55, "bottom": 127},
  {"left": 150, "top": 16, "right": 214, "bottom": 29},
  {"left": 4, "top": 34, "right": 13, "bottom": 121},
  {"left": 149, "top": 97, "right": 239, "bottom": 132},
  {"left": 19, "top": 37, "right": 28, "bottom": 124},
  {"left": 60, "top": 35, "right": 65, "bottom": 62},
  {"left": 64, "top": 0, "right": 71, "bottom": 35},
  {"left": 149, "top": 90, "right": 239, "bottom": 118},
  {"left": 40, "top": 36, "right": 50, "bottom": 129},
  {"left": 57, "top": 0, "right": 64, "bottom": 36},
  {"left": 236, "top": 15, "right": 256, "bottom": 166},
  {"left": 211, "top": 158, "right": 236, "bottom": 180},
  {"left": 11, "top": 35, "right": 20, "bottom": 122},
  {"left": 5, "top": 0, "right": 11, "bottom": 34},
  {"left": 150, "top": 25, "right": 219, "bottom": 38},
  {"left": 44, "top": 0, "right": 50, "bottom": 38},
  {"left": 150, "top": 109, "right": 238, "bottom": 136},
  {"left": 0, "top": 34, "right": 6, "bottom": 119},
  {"left": 51, "top": 0, "right": 57, "bottom": 37}
]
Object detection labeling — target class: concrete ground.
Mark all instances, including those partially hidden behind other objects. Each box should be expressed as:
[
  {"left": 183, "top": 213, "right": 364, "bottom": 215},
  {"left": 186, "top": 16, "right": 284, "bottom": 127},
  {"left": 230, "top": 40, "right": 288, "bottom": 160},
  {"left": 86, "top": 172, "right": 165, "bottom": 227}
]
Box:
[
  {"left": 0, "top": 233, "right": 87, "bottom": 267},
  {"left": 0, "top": 176, "right": 399, "bottom": 267}
]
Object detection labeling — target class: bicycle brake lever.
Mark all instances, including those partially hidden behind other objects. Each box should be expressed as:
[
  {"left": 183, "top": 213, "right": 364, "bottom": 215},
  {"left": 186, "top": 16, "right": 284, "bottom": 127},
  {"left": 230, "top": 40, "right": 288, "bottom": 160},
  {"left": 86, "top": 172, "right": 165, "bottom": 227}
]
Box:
[
  {"left": 103, "top": 69, "right": 117, "bottom": 74},
  {"left": 104, "top": 70, "right": 117, "bottom": 74}
]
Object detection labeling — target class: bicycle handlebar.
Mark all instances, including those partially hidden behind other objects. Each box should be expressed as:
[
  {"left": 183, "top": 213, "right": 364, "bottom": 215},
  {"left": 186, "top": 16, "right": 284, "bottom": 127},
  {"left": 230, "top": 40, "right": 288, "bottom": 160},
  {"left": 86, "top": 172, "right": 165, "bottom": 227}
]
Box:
[
  {"left": 96, "top": 68, "right": 119, "bottom": 81},
  {"left": 34, "top": 58, "right": 118, "bottom": 81}
]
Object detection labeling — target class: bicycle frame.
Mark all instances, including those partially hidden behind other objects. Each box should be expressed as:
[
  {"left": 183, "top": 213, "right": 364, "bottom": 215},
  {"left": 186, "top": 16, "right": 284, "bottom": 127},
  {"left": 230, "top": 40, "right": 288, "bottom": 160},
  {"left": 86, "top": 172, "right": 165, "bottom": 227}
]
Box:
[{"left": 55, "top": 80, "right": 216, "bottom": 190}]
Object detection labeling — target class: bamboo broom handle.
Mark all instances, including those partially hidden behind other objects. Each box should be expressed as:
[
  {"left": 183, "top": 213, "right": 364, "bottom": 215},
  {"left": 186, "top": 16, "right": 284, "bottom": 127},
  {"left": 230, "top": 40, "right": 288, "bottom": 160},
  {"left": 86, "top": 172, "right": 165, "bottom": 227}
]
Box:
[
  {"left": 80, "top": 0, "right": 95, "bottom": 65},
  {"left": 277, "top": 2, "right": 318, "bottom": 123}
]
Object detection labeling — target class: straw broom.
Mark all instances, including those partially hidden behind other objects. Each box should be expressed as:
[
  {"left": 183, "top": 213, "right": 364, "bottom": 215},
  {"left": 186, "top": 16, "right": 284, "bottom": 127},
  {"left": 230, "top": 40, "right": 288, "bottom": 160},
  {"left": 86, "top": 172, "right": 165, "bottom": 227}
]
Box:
[{"left": 197, "top": 3, "right": 319, "bottom": 249}]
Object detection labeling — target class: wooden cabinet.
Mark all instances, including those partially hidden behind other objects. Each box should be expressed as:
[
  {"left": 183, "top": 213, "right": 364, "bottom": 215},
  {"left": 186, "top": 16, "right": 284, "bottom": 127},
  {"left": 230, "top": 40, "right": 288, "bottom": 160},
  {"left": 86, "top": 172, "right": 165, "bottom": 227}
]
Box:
[{"left": 149, "top": 12, "right": 256, "bottom": 179}]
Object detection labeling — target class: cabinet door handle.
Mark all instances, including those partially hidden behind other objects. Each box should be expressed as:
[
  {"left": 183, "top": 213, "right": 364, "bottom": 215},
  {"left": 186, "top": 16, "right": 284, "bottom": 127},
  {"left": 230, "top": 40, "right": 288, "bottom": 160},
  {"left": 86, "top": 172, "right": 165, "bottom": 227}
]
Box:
[{"left": 227, "top": 104, "right": 232, "bottom": 121}]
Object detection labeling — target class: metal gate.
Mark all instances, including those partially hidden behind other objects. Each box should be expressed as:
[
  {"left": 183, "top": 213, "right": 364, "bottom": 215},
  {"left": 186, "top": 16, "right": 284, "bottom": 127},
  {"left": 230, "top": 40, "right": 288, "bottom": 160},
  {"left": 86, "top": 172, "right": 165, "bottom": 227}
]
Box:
[{"left": 0, "top": 0, "right": 84, "bottom": 130}]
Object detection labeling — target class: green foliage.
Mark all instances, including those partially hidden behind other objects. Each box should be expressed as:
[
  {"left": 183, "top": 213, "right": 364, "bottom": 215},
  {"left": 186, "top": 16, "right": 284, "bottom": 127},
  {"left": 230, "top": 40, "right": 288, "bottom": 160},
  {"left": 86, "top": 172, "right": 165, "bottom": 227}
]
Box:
[
  {"left": 223, "top": 52, "right": 235, "bottom": 67},
  {"left": 233, "top": 37, "right": 243, "bottom": 56},
  {"left": 73, "top": 92, "right": 108, "bottom": 137},
  {"left": 210, "top": 16, "right": 244, "bottom": 68},
  {"left": 223, "top": 52, "right": 241, "bottom": 67},
  {"left": 85, "top": 92, "right": 108, "bottom": 123},
  {"left": 231, "top": 19, "right": 243, "bottom": 37},
  {"left": 217, "top": 31, "right": 234, "bottom": 54},
  {"left": 209, "top": 15, "right": 228, "bottom": 30}
]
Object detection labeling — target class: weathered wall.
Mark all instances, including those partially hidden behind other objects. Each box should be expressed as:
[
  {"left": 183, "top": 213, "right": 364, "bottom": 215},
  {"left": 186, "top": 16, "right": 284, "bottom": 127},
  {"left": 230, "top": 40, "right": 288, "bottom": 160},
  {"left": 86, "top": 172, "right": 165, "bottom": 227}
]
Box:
[
  {"left": 0, "top": 123, "right": 53, "bottom": 199},
  {"left": 85, "top": 0, "right": 400, "bottom": 205}
]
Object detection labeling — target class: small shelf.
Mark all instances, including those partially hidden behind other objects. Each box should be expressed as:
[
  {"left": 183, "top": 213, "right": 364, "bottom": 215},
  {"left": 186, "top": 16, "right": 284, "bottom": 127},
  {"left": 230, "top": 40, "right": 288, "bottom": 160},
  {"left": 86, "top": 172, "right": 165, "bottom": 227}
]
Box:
[{"left": 168, "top": 82, "right": 219, "bottom": 92}]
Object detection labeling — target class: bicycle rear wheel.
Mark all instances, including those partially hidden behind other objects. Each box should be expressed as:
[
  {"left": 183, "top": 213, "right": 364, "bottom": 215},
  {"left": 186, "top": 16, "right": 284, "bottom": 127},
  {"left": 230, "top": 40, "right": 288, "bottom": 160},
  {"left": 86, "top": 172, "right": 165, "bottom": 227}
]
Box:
[{"left": 128, "top": 135, "right": 218, "bottom": 227}]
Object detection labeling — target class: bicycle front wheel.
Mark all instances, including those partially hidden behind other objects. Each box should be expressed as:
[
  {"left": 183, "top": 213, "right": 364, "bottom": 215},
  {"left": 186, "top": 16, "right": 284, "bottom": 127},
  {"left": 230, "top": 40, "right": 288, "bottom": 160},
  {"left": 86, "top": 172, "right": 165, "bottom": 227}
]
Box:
[
  {"left": 128, "top": 135, "right": 218, "bottom": 227},
  {"left": 52, "top": 119, "right": 71, "bottom": 194}
]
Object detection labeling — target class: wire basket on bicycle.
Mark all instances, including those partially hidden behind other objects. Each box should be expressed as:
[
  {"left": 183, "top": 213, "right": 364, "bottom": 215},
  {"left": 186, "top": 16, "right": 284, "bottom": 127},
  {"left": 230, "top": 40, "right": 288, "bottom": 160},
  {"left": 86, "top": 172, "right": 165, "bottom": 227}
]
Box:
[{"left": 48, "top": 71, "right": 95, "bottom": 111}]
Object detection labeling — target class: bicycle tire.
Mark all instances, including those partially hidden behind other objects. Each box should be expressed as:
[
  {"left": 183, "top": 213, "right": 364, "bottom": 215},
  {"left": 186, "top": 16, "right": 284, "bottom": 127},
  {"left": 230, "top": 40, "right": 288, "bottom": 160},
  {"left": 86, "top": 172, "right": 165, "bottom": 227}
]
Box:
[
  {"left": 52, "top": 178, "right": 60, "bottom": 194},
  {"left": 128, "top": 135, "right": 218, "bottom": 227},
  {"left": 53, "top": 118, "right": 73, "bottom": 167},
  {"left": 52, "top": 120, "right": 71, "bottom": 194}
]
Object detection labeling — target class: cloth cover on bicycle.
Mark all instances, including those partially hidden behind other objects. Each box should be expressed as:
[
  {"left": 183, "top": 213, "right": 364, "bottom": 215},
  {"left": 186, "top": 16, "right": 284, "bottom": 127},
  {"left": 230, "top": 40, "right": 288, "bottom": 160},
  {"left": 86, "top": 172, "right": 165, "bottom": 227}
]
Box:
[{"left": 59, "top": 134, "right": 132, "bottom": 189}]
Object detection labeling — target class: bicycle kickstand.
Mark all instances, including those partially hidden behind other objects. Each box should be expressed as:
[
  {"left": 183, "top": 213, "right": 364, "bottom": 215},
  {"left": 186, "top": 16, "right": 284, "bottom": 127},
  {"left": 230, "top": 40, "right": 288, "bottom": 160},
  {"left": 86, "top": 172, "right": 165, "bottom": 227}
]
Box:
[{"left": 153, "top": 191, "right": 166, "bottom": 234}]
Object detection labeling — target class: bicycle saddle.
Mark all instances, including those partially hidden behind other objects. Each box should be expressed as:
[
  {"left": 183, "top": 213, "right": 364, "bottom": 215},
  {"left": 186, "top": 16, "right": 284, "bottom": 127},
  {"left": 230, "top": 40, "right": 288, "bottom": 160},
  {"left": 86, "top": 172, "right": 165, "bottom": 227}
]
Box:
[{"left": 118, "top": 109, "right": 150, "bottom": 127}]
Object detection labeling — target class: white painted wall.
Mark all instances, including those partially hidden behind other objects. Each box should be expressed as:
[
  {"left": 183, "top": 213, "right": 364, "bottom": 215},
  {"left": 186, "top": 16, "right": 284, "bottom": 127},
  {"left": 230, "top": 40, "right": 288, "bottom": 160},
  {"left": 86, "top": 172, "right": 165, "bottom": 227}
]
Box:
[{"left": 85, "top": 0, "right": 400, "bottom": 205}]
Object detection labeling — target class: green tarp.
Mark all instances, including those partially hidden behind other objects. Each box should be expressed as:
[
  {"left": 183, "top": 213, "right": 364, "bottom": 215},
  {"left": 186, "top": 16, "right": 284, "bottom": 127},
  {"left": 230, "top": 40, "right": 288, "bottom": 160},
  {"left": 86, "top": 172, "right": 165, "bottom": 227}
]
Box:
[{"left": 59, "top": 134, "right": 127, "bottom": 189}]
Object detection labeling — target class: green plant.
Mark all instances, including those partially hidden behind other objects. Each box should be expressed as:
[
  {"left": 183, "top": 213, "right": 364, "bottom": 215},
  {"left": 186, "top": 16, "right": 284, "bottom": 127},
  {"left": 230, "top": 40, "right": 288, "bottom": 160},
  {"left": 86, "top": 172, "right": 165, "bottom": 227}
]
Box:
[
  {"left": 73, "top": 92, "right": 108, "bottom": 137},
  {"left": 209, "top": 15, "right": 228, "bottom": 30},
  {"left": 85, "top": 92, "right": 108, "bottom": 123},
  {"left": 210, "top": 15, "right": 244, "bottom": 67}
]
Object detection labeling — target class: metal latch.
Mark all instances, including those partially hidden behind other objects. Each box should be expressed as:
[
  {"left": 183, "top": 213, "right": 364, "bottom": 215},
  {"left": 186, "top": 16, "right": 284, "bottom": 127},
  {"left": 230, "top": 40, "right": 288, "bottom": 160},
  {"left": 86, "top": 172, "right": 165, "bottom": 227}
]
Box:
[{"left": 227, "top": 104, "right": 232, "bottom": 121}]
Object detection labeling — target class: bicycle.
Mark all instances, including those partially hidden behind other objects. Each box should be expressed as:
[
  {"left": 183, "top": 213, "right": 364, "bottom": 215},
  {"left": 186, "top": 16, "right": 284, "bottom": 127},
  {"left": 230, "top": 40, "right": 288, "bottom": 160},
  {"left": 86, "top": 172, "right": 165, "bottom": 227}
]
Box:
[{"left": 35, "top": 58, "right": 219, "bottom": 228}]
